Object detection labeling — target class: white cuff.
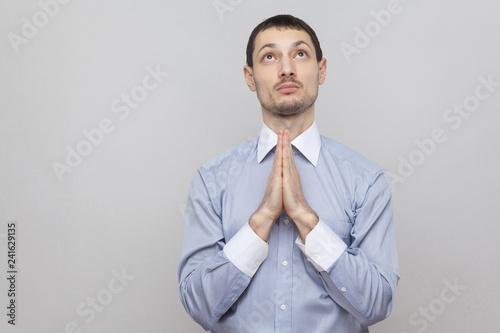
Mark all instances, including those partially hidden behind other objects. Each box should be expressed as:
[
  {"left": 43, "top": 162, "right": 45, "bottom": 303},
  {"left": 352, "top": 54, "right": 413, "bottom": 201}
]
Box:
[
  {"left": 224, "top": 222, "right": 268, "bottom": 277},
  {"left": 295, "top": 219, "right": 347, "bottom": 271}
]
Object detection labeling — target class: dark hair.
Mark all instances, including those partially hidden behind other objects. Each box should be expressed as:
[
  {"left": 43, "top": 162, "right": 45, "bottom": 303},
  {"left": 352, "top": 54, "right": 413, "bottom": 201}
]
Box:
[{"left": 246, "top": 14, "right": 323, "bottom": 68}]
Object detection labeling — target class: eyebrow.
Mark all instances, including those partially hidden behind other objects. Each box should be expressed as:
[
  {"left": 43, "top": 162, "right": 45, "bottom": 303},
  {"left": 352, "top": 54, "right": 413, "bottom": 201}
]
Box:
[{"left": 256, "top": 40, "right": 312, "bottom": 56}]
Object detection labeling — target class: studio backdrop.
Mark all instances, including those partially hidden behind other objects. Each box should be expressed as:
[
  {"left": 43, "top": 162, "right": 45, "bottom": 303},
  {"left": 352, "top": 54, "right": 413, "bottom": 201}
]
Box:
[{"left": 1, "top": 0, "right": 499, "bottom": 332}]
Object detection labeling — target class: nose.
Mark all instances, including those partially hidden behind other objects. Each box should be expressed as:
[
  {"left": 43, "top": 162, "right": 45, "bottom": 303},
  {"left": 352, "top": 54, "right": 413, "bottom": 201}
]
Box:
[{"left": 279, "top": 56, "right": 295, "bottom": 78}]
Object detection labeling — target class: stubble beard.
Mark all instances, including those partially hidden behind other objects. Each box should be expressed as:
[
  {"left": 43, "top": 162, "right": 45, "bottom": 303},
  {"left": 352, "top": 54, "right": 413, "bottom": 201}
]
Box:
[{"left": 255, "top": 78, "right": 319, "bottom": 119}]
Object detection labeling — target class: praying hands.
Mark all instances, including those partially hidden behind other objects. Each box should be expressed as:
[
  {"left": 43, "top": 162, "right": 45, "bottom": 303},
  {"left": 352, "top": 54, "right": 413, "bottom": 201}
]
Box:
[{"left": 249, "top": 129, "right": 319, "bottom": 242}]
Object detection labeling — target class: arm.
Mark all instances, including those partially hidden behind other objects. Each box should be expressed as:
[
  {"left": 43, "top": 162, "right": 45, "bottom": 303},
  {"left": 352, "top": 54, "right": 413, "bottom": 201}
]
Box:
[
  {"left": 281, "top": 131, "right": 399, "bottom": 325},
  {"left": 179, "top": 130, "right": 300, "bottom": 329},
  {"left": 301, "top": 172, "right": 399, "bottom": 326},
  {"left": 179, "top": 131, "right": 289, "bottom": 329},
  {"left": 177, "top": 169, "right": 267, "bottom": 330}
]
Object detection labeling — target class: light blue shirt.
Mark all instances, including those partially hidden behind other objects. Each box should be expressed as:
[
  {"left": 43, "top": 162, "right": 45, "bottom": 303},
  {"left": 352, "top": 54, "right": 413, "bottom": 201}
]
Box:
[{"left": 178, "top": 122, "right": 399, "bottom": 333}]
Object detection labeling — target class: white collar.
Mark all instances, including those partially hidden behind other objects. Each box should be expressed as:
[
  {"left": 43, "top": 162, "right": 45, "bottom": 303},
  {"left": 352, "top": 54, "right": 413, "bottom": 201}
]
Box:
[{"left": 257, "top": 121, "right": 321, "bottom": 167}]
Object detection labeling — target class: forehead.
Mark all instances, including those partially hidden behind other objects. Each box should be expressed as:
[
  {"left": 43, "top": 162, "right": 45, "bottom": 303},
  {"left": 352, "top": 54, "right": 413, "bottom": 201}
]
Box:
[{"left": 254, "top": 27, "right": 314, "bottom": 54}]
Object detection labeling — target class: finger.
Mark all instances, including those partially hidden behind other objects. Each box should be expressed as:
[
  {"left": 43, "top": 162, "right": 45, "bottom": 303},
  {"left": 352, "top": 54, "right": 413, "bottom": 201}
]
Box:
[
  {"left": 269, "top": 131, "right": 282, "bottom": 188},
  {"left": 282, "top": 130, "right": 289, "bottom": 171},
  {"left": 277, "top": 130, "right": 283, "bottom": 172},
  {"left": 284, "top": 130, "right": 293, "bottom": 171},
  {"left": 273, "top": 130, "right": 281, "bottom": 163},
  {"left": 287, "top": 131, "right": 296, "bottom": 169},
  {"left": 283, "top": 131, "right": 294, "bottom": 186},
  {"left": 271, "top": 130, "right": 282, "bottom": 172},
  {"left": 285, "top": 130, "right": 297, "bottom": 169}
]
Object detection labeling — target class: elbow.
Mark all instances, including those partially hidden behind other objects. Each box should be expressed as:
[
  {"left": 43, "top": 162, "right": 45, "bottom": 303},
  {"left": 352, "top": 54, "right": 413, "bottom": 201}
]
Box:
[
  {"left": 188, "top": 311, "right": 217, "bottom": 332},
  {"left": 178, "top": 282, "right": 217, "bottom": 331},
  {"left": 358, "top": 311, "right": 390, "bottom": 327},
  {"left": 356, "top": 289, "right": 394, "bottom": 326},
  {"left": 358, "top": 270, "right": 398, "bottom": 326}
]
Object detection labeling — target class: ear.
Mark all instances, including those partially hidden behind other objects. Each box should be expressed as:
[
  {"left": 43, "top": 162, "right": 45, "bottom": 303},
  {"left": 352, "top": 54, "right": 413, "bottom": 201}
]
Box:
[
  {"left": 318, "top": 58, "right": 327, "bottom": 85},
  {"left": 243, "top": 65, "right": 256, "bottom": 92}
]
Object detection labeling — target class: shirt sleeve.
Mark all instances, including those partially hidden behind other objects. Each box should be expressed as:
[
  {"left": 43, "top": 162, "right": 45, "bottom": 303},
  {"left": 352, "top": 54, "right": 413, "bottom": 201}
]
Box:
[
  {"left": 295, "top": 219, "right": 347, "bottom": 271},
  {"left": 178, "top": 169, "right": 256, "bottom": 331},
  {"left": 313, "top": 171, "right": 400, "bottom": 326},
  {"left": 223, "top": 222, "right": 268, "bottom": 277}
]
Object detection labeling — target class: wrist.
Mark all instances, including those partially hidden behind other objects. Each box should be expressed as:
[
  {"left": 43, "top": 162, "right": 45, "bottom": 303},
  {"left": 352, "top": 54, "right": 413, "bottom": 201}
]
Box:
[
  {"left": 291, "top": 207, "right": 318, "bottom": 224},
  {"left": 249, "top": 210, "right": 277, "bottom": 242},
  {"left": 290, "top": 209, "right": 319, "bottom": 239}
]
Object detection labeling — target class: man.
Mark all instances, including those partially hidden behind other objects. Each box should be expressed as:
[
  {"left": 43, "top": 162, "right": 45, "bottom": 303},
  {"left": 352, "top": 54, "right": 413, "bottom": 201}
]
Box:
[{"left": 178, "top": 14, "right": 399, "bottom": 332}]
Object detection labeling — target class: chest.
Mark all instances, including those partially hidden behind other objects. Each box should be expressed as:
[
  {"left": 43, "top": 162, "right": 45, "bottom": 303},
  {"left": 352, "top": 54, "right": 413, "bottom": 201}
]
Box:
[{"left": 219, "top": 153, "right": 355, "bottom": 245}]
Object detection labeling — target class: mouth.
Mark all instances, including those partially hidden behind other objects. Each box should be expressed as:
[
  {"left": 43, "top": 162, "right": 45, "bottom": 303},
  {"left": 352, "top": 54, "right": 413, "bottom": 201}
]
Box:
[{"left": 277, "top": 83, "right": 299, "bottom": 94}]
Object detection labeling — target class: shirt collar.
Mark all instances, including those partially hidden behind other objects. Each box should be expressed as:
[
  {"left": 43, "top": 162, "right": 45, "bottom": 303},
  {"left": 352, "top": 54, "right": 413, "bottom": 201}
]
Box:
[{"left": 257, "top": 121, "right": 321, "bottom": 167}]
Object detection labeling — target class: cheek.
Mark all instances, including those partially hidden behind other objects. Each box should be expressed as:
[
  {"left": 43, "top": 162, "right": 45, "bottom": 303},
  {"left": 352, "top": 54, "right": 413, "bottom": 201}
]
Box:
[
  {"left": 254, "top": 69, "right": 273, "bottom": 83},
  {"left": 253, "top": 73, "right": 273, "bottom": 92},
  {"left": 301, "top": 76, "right": 318, "bottom": 90},
  {"left": 302, "top": 69, "right": 321, "bottom": 86}
]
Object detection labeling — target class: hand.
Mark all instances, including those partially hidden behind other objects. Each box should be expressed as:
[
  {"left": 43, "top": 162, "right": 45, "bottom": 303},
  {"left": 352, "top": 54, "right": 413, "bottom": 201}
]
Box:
[
  {"left": 250, "top": 130, "right": 318, "bottom": 242},
  {"left": 249, "top": 130, "right": 285, "bottom": 242},
  {"left": 281, "top": 130, "right": 318, "bottom": 241}
]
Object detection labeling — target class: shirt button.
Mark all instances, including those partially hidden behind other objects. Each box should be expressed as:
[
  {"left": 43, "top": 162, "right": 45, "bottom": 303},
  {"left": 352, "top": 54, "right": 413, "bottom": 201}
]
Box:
[
  {"left": 255, "top": 260, "right": 261, "bottom": 267},
  {"left": 282, "top": 260, "right": 288, "bottom": 267},
  {"left": 341, "top": 287, "right": 347, "bottom": 292},
  {"left": 313, "top": 253, "right": 319, "bottom": 260},
  {"left": 280, "top": 303, "right": 286, "bottom": 311},
  {"left": 284, "top": 218, "right": 290, "bottom": 225}
]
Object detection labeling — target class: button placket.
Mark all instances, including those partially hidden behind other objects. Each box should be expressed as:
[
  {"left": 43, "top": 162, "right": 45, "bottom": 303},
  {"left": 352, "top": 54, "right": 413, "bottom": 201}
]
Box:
[{"left": 274, "top": 213, "right": 293, "bottom": 330}]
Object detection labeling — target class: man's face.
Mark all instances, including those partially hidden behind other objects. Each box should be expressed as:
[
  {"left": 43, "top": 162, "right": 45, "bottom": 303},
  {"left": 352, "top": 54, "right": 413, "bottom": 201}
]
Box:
[{"left": 244, "top": 27, "right": 327, "bottom": 118}]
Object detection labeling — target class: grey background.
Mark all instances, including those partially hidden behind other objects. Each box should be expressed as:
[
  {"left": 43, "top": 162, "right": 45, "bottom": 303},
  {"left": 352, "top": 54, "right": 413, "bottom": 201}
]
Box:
[{"left": 1, "top": 0, "right": 499, "bottom": 332}]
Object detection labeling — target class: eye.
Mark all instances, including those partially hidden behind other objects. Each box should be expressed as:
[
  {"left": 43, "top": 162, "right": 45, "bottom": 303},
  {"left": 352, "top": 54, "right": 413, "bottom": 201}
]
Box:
[
  {"left": 263, "top": 54, "right": 275, "bottom": 62},
  {"left": 296, "top": 51, "right": 307, "bottom": 59}
]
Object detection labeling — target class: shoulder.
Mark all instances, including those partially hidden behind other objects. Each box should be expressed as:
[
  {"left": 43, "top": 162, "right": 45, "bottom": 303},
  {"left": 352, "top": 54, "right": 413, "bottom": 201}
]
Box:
[
  {"left": 192, "top": 138, "right": 258, "bottom": 212},
  {"left": 199, "top": 138, "right": 258, "bottom": 175},
  {"left": 320, "top": 136, "right": 387, "bottom": 180},
  {"left": 320, "top": 136, "right": 392, "bottom": 207}
]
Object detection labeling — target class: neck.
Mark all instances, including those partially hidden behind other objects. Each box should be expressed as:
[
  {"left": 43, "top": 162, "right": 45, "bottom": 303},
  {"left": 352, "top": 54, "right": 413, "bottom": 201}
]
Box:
[{"left": 262, "top": 108, "right": 315, "bottom": 141}]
